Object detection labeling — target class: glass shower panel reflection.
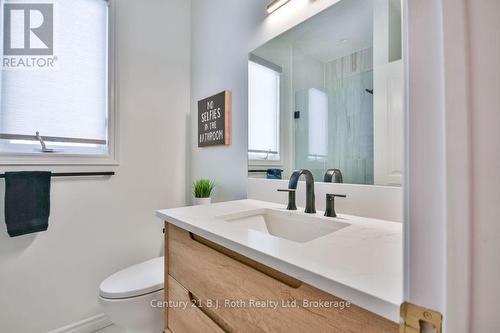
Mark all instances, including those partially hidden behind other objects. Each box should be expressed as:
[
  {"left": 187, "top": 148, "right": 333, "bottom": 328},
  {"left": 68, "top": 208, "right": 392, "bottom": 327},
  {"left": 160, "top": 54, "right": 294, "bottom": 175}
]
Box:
[
  {"left": 295, "top": 89, "right": 329, "bottom": 181},
  {"left": 294, "top": 70, "right": 374, "bottom": 185}
]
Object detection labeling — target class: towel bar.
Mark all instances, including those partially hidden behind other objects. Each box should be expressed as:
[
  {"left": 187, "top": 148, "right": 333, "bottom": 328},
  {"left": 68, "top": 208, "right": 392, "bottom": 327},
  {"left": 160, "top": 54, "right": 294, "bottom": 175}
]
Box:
[{"left": 0, "top": 171, "right": 115, "bottom": 179}]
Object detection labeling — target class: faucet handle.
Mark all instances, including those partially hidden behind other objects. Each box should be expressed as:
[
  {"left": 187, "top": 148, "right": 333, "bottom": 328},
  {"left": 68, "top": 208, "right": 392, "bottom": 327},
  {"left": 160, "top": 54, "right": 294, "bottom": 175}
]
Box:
[
  {"left": 324, "top": 193, "right": 346, "bottom": 218},
  {"left": 326, "top": 193, "right": 346, "bottom": 199},
  {"left": 277, "top": 189, "right": 297, "bottom": 211}
]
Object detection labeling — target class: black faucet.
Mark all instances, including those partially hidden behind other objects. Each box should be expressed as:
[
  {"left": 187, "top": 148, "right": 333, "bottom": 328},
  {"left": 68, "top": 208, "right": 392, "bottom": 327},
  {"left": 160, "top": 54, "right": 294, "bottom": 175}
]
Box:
[
  {"left": 288, "top": 169, "right": 316, "bottom": 213},
  {"left": 324, "top": 168, "right": 343, "bottom": 183}
]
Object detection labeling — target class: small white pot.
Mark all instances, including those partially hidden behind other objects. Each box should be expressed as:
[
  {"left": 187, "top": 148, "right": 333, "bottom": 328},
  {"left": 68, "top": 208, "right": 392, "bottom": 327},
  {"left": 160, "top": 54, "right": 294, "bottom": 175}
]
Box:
[{"left": 193, "top": 197, "right": 211, "bottom": 206}]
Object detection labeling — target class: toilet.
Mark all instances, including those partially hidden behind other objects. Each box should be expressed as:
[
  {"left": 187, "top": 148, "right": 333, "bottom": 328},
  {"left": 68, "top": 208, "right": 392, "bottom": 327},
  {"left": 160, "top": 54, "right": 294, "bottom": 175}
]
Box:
[{"left": 99, "top": 257, "right": 164, "bottom": 333}]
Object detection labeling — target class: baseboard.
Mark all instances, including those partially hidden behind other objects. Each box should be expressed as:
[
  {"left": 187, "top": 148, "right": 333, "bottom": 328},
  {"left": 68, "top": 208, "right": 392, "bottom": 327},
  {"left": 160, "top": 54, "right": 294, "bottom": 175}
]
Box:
[{"left": 47, "top": 313, "right": 112, "bottom": 333}]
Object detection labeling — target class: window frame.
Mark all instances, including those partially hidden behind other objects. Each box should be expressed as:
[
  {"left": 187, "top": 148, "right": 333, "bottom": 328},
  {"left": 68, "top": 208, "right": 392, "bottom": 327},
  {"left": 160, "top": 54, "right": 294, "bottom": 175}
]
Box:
[
  {"left": 247, "top": 57, "right": 282, "bottom": 166},
  {"left": 0, "top": 0, "right": 118, "bottom": 166}
]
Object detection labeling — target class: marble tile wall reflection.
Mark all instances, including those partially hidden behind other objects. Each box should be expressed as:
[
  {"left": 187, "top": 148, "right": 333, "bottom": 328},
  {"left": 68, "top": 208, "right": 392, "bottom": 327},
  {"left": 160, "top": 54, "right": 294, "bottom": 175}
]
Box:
[{"left": 294, "top": 48, "right": 374, "bottom": 184}]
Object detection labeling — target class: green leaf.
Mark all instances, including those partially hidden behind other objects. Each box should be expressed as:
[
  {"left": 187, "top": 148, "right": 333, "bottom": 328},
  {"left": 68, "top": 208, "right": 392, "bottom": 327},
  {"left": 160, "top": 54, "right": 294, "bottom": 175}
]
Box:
[{"left": 193, "top": 178, "right": 216, "bottom": 198}]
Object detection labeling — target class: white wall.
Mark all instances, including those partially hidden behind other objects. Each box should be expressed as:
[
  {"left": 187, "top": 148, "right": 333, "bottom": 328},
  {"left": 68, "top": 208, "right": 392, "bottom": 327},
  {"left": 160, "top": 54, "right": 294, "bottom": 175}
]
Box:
[
  {"left": 467, "top": 0, "right": 500, "bottom": 331},
  {"left": 404, "top": 0, "right": 447, "bottom": 316},
  {"left": 407, "top": 0, "right": 500, "bottom": 331},
  {"left": 190, "top": 0, "right": 343, "bottom": 202},
  {"left": 0, "top": 0, "right": 190, "bottom": 332},
  {"left": 190, "top": 0, "right": 265, "bottom": 202}
]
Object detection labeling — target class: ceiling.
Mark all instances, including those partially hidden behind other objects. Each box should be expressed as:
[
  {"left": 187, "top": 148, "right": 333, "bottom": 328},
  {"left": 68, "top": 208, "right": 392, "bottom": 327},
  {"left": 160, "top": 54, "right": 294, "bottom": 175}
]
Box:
[{"left": 277, "top": 0, "right": 373, "bottom": 63}]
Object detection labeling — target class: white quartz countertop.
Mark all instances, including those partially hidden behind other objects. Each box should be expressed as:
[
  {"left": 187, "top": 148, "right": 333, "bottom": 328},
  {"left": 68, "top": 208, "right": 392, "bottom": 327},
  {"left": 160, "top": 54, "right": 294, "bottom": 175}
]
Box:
[{"left": 156, "top": 199, "right": 402, "bottom": 322}]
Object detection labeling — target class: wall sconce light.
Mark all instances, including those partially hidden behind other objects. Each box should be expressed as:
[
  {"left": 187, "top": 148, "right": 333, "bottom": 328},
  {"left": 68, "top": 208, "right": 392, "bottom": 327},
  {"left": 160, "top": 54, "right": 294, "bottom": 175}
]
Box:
[{"left": 267, "top": 0, "right": 292, "bottom": 13}]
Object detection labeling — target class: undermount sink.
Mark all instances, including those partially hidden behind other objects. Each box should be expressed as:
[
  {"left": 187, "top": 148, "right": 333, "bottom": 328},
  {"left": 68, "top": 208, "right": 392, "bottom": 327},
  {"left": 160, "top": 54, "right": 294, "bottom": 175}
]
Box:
[{"left": 219, "top": 208, "right": 350, "bottom": 243}]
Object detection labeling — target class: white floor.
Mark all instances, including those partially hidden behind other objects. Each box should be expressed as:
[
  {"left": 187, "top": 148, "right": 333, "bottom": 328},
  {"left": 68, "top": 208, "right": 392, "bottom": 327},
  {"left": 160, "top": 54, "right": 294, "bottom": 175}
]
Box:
[{"left": 93, "top": 325, "right": 124, "bottom": 333}]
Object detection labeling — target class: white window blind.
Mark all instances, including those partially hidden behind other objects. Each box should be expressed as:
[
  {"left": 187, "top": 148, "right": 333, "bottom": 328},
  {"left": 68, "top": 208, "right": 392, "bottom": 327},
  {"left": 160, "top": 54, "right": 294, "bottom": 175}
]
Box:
[
  {"left": 308, "top": 88, "right": 328, "bottom": 159},
  {"left": 248, "top": 60, "right": 280, "bottom": 160},
  {"left": 0, "top": 0, "right": 109, "bottom": 155}
]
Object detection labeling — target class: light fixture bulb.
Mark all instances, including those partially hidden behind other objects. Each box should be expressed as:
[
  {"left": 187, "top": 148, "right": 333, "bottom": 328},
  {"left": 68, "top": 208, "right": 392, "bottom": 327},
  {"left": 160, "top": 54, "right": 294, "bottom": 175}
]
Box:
[{"left": 267, "top": 0, "right": 292, "bottom": 14}]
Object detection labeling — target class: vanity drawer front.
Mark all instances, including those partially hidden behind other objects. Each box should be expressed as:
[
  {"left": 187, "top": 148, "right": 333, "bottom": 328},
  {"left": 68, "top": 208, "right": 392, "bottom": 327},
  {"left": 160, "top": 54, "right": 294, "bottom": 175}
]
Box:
[
  {"left": 167, "top": 224, "right": 397, "bottom": 333},
  {"left": 168, "top": 275, "right": 225, "bottom": 333}
]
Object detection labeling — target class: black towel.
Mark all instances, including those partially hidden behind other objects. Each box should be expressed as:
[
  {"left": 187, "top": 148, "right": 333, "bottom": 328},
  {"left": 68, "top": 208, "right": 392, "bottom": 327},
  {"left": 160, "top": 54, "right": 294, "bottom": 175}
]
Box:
[
  {"left": 267, "top": 169, "right": 283, "bottom": 180},
  {"left": 4, "top": 171, "right": 51, "bottom": 237}
]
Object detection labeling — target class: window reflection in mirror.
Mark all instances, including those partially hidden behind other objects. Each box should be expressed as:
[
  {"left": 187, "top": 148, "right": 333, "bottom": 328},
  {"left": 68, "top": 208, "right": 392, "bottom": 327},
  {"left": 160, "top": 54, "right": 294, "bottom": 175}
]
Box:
[
  {"left": 248, "top": 0, "right": 403, "bottom": 186},
  {"left": 248, "top": 57, "right": 281, "bottom": 161}
]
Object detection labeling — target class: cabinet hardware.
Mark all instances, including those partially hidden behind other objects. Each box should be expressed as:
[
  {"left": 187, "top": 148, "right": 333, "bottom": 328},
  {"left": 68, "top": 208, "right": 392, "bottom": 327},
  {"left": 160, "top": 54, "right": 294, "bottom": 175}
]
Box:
[{"left": 400, "top": 302, "right": 442, "bottom": 333}]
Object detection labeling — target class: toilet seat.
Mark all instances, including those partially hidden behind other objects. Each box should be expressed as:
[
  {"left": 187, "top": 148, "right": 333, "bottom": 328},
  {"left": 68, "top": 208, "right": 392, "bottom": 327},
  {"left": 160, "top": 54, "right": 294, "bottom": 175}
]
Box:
[{"left": 99, "top": 257, "right": 164, "bottom": 299}]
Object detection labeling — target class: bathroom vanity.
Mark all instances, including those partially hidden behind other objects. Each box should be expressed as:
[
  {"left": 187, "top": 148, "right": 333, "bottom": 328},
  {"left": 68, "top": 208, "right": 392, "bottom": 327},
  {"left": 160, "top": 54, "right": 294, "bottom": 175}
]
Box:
[{"left": 157, "top": 199, "right": 402, "bottom": 333}]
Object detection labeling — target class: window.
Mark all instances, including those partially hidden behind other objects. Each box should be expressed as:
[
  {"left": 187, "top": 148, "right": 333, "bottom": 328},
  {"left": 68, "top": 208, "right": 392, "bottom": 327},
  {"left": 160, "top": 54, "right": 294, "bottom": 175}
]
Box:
[
  {"left": 307, "top": 88, "right": 328, "bottom": 160},
  {"left": 248, "top": 59, "right": 280, "bottom": 161},
  {"left": 0, "top": 0, "right": 112, "bottom": 162}
]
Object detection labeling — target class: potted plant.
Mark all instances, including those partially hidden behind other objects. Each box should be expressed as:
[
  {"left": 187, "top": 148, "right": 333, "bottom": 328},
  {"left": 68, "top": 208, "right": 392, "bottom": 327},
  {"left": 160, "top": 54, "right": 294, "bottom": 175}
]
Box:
[{"left": 193, "top": 178, "right": 216, "bottom": 205}]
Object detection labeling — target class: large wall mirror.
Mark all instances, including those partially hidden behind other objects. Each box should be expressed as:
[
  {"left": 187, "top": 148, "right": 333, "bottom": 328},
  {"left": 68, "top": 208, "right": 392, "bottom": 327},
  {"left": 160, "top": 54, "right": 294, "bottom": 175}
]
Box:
[{"left": 248, "top": 0, "right": 403, "bottom": 186}]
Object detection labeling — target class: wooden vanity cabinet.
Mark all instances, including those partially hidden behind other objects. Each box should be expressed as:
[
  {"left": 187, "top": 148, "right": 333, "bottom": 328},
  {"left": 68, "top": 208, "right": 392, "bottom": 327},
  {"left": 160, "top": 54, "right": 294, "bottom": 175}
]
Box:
[{"left": 164, "top": 222, "right": 398, "bottom": 333}]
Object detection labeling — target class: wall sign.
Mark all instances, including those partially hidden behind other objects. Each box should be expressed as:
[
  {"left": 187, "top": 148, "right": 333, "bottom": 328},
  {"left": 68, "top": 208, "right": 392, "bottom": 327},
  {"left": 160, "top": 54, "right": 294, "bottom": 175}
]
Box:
[{"left": 198, "top": 91, "right": 231, "bottom": 147}]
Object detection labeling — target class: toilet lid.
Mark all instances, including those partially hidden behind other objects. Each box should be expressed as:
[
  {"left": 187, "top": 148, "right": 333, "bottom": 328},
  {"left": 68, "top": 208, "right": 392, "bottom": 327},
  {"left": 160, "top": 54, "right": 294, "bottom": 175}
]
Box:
[{"left": 99, "top": 257, "right": 164, "bottom": 299}]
